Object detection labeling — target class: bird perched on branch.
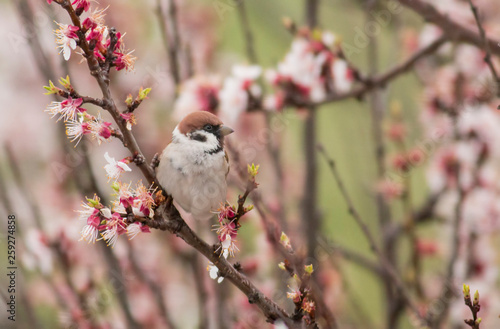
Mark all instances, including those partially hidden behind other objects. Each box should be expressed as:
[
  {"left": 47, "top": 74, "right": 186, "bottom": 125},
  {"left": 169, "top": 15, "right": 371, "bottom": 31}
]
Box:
[{"left": 156, "top": 112, "right": 234, "bottom": 220}]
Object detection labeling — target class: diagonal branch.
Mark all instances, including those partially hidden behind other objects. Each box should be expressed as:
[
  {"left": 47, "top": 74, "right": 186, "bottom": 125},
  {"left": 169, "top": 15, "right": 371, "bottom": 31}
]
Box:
[
  {"left": 155, "top": 0, "right": 181, "bottom": 87},
  {"left": 235, "top": 0, "right": 258, "bottom": 64},
  {"left": 396, "top": 0, "right": 500, "bottom": 56},
  {"left": 298, "top": 36, "right": 448, "bottom": 108},
  {"left": 59, "top": 0, "right": 158, "bottom": 187},
  {"left": 317, "top": 144, "right": 428, "bottom": 325},
  {"left": 49, "top": 2, "right": 299, "bottom": 326},
  {"left": 467, "top": 0, "right": 500, "bottom": 96},
  {"left": 130, "top": 205, "right": 296, "bottom": 326}
]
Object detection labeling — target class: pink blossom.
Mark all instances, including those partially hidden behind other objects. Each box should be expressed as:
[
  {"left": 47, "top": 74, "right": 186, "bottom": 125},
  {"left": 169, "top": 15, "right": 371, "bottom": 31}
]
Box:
[
  {"left": 120, "top": 112, "right": 136, "bottom": 130},
  {"left": 114, "top": 50, "right": 136, "bottom": 71},
  {"left": 218, "top": 205, "right": 236, "bottom": 222},
  {"left": 65, "top": 117, "right": 91, "bottom": 146},
  {"left": 391, "top": 153, "right": 409, "bottom": 172},
  {"left": 207, "top": 262, "right": 224, "bottom": 283},
  {"left": 301, "top": 298, "right": 316, "bottom": 314},
  {"left": 131, "top": 183, "right": 155, "bottom": 218},
  {"left": 79, "top": 208, "right": 101, "bottom": 244},
  {"left": 376, "top": 180, "right": 404, "bottom": 201},
  {"left": 100, "top": 213, "right": 127, "bottom": 247},
  {"left": 173, "top": 75, "right": 221, "bottom": 121},
  {"left": 127, "top": 222, "right": 151, "bottom": 240},
  {"left": 331, "top": 59, "right": 353, "bottom": 93},
  {"left": 22, "top": 229, "right": 54, "bottom": 275},
  {"left": 387, "top": 123, "right": 406, "bottom": 141},
  {"left": 115, "top": 182, "right": 134, "bottom": 209},
  {"left": 46, "top": 97, "right": 85, "bottom": 122},
  {"left": 416, "top": 239, "right": 439, "bottom": 256},
  {"left": 54, "top": 23, "right": 79, "bottom": 60},
  {"left": 72, "top": 0, "right": 90, "bottom": 12},
  {"left": 219, "top": 65, "right": 262, "bottom": 124},
  {"left": 86, "top": 28, "right": 103, "bottom": 43},
  {"left": 287, "top": 289, "right": 303, "bottom": 303},
  {"left": 82, "top": 17, "right": 97, "bottom": 31},
  {"left": 89, "top": 115, "right": 113, "bottom": 144},
  {"left": 103, "top": 152, "right": 132, "bottom": 182}
]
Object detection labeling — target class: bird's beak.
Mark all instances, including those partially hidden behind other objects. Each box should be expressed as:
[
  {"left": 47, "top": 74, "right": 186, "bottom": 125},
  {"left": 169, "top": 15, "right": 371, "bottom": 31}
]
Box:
[{"left": 219, "top": 125, "right": 234, "bottom": 136}]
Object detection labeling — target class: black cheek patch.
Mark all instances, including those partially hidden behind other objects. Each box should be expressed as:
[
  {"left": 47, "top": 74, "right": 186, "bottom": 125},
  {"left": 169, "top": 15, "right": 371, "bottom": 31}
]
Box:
[{"left": 190, "top": 133, "right": 207, "bottom": 142}]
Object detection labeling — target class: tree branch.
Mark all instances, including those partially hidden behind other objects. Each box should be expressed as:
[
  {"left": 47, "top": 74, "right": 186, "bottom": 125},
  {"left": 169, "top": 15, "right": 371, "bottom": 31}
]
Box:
[
  {"left": 155, "top": 0, "right": 181, "bottom": 87},
  {"left": 235, "top": 0, "right": 258, "bottom": 64},
  {"left": 317, "top": 144, "right": 428, "bottom": 325},
  {"left": 129, "top": 205, "right": 296, "bottom": 326},
  {"left": 396, "top": 0, "right": 500, "bottom": 56},
  {"left": 296, "top": 36, "right": 448, "bottom": 108},
  {"left": 467, "top": 0, "right": 500, "bottom": 96}
]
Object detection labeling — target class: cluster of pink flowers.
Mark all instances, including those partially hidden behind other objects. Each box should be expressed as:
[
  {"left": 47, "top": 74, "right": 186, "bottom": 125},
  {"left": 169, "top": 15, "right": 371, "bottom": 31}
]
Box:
[
  {"left": 415, "top": 7, "right": 500, "bottom": 323},
  {"left": 111, "top": 181, "right": 156, "bottom": 220},
  {"left": 104, "top": 152, "right": 132, "bottom": 182},
  {"left": 172, "top": 75, "right": 221, "bottom": 122},
  {"left": 173, "top": 65, "right": 262, "bottom": 126},
  {"left": 77, "top": 181, "right": 153, "bottom": 247},
  {"left": 206, "top": 204, "right": 240, "bottom": 283},
  {"left": 49, "top": 0, "right": 136, "bottom": 71},
  {"left": 45, "top": 97, "right": 114, "bottom": 146},
  {"left": 265, "top": 30, "right": 353, "bottom": 108},
  {"left": 215, "top": 204, "right": 239, "bottom": 258},
  {"left": 219, "top": 65, "right": 262, "bottom": 124},
  {"left": 279, "top": 233, "right": 317, "bottom": 321},
  {"left": 173, "top": 29, "right": 354, "bottom": 125}
]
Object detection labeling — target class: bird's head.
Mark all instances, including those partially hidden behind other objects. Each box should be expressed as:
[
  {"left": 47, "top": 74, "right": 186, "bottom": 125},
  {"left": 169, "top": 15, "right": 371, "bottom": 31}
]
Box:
[{"left": 173, "top": 111, "right": 234, "bottom": 154}]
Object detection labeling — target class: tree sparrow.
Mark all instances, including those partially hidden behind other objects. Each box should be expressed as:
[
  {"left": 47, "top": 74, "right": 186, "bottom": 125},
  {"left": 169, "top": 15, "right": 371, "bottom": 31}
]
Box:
[{"left": 157, "top": 112, "right": 234, "bottom": 220}]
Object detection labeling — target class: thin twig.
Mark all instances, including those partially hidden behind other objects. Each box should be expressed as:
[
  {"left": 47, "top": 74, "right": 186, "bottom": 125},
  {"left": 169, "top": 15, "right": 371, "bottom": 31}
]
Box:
[
  {"left": 227, "top": 142, "right": 339, "bottom": 328},
  {"left": 467, "top": 0, "right": 500, "bottom": 96},
  {"left": 235, "top": 0, "right": 258, "bottom": 63},
  {"left": 59, "top": 0, "right": 159, "bottom": 187},
  {"left": 291, "top": 36, "right": 448, "bottom": 108},
  {"left": 364, "top": 1, "right": 401, "bottom": 324},
  {"left": 126, "top": 239, "right": 178, "bottom": 329},
  {"left": 463, "top": 287, "right": 481, "bottom": 329},
  {"left": 17, "top": 2, "right": 143, "bottom": 327},
  {"left": 317, "top": 144, "right": 428, "bottom": 325},
  {"left": 49, "top": 3, "right": 300, "bottom": 325},
  {"left": 397, "top": 0, "right": 500, "bottom": 56},
  {"left": 303, "top": 1, "right": 321, "bottom": 295},
  {"left": 155, "top": 0, "right": 181, "bottom": 87},
  {"left": 318, "top": 238, "right": 384, "bottom": 276}
]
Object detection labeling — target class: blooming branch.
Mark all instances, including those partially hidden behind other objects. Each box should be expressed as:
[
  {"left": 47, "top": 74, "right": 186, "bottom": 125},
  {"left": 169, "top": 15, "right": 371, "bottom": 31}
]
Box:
[{"left": 463, "top": 284, "right": 482, "bottom": 329}]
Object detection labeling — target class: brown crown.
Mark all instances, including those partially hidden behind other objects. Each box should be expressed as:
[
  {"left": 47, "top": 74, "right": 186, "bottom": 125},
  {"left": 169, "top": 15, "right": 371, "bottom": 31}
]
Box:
[{"left": 178, "top": 111, "right": 223, "bottom": 135}]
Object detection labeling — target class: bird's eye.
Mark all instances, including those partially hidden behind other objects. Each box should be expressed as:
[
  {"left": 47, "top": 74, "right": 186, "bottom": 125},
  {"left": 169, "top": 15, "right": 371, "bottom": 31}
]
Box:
[{"left": 203, "top": 124, "right": 213, "bottom": 131}]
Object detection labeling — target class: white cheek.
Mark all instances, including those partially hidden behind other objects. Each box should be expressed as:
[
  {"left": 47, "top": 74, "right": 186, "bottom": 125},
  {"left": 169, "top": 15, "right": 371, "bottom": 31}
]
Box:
[{"left": 169, "top": 129, "right": 224, "bottom": 172}]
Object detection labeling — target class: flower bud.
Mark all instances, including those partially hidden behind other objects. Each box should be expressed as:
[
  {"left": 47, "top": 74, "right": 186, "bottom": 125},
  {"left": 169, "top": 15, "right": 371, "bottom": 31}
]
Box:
[
  {"left": 304, "top": 264, "right": 314, "bottom": 275},
  {"left": 247, "top": 163, "right": 260, "bottom": 177},
  {"left": 280, "top": 232, "right": 291, "bottom": 249},
  {"left": 86, "top": 195, "right": 102, "bottom": 208},
  {"left": 138, "top": 87, "right": 151, "bottom": 100},
  {"left": 59, "top": 75, "right": 72, "bottom": 90},
  {"left": 473, "top": 290, "right": 479, "bottom": 306},
  {"left": 463, "top": 284, "right": 470, "bottom": 298},
  {"left": 125, "top": 94, "right": 133, "bottom": 106},
  {"left": 43, "top": 80, "right": 59, "bottom": 95}
]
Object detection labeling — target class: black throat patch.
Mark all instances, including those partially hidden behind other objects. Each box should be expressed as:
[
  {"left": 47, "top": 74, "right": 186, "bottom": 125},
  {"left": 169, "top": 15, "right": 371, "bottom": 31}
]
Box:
[{"left": 205, "top": 144, "right": 223, "bottom": 155}]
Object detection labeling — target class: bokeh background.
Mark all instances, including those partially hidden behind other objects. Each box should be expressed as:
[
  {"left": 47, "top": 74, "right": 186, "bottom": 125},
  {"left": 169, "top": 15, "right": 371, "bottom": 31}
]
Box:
[{"left": 1, "top": 0, "right": 499, "bottom": 328}]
